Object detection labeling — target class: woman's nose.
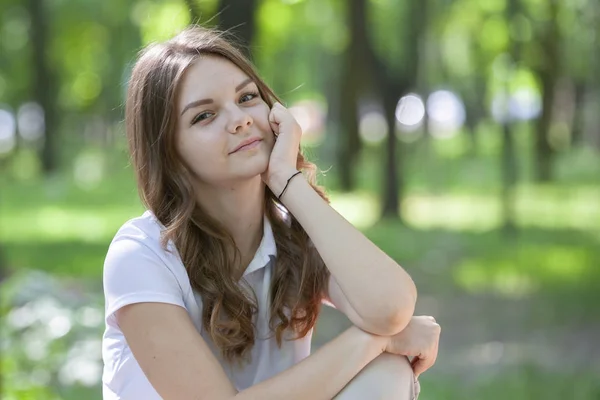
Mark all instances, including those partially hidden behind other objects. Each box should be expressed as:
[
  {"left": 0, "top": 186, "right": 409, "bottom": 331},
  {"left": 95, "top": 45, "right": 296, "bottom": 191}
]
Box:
[{"left": 226, "top": 107, "right": 253, "bottom": 134}]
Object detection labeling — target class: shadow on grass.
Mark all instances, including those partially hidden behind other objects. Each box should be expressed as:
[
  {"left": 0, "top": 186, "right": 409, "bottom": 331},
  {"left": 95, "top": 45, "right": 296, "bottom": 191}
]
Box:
[
  {"left": 5, "top": 240, "right": 109, "bottom": 278},
  {"left": 8, "top": 223, "right": 600, "bottom": 301},
  {"left": 363, "top": 221, "right": 600, "bottom": 321},
  {"left": 422, "top": 364, "right": 600, "bottom": 400}
]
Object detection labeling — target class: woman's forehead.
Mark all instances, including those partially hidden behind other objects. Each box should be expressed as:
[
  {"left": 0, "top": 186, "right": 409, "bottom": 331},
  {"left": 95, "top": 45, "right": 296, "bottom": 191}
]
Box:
[{"left": 181, "top": 57, "right": 250, "bottom": 94}]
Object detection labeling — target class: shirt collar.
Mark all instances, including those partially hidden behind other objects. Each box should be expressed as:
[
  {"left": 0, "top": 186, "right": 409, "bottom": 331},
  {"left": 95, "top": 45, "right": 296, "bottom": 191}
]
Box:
[
  {"left": 147, "top": 210, "right": 277, "bottom": 276},
  {"left": 242, "top": 215, "right": 277, "bottom": 276}
]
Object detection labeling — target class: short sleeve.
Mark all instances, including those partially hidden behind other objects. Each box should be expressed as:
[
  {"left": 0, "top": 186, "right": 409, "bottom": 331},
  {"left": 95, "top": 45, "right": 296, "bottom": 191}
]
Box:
[{"left": 103, "top": 237, "right": 187, "bottom": 320}]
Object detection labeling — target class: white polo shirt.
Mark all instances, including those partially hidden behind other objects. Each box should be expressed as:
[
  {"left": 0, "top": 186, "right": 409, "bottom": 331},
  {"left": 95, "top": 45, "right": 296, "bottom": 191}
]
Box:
[{"left": 101, "top": 211, "right": 312, "bottom": 399}]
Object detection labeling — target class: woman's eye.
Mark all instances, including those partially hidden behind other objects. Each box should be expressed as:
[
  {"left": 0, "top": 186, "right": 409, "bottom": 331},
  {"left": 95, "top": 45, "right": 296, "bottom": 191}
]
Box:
[
  {"left": 240, "top": 92, "right": 259, "bottom": 103},
  {"left": 191, "top": 112, "right": 213, "bottom": 125}
]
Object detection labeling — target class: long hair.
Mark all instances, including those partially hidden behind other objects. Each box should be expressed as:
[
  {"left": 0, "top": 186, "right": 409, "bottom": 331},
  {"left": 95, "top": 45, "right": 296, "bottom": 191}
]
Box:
[{"left": 125, "top": 26, "right": 330, "bottom": 363}]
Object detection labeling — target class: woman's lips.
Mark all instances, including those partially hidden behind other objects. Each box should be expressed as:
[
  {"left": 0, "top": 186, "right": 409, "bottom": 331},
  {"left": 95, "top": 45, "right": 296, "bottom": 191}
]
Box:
[{"left": 231, "top": 138, "right": 262, "bottom": 154}]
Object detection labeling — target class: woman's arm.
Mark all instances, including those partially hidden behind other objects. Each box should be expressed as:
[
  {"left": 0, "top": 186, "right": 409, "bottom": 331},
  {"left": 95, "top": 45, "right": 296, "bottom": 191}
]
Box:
[
  {"left": 276, "top": 175, "right": 417, "bottom": 336},
  {"left": 264, "top": 103, "right": 417, "bottom": 336},
  {"left": 117, "top": 302, "right": 386, "bottom": 400}
]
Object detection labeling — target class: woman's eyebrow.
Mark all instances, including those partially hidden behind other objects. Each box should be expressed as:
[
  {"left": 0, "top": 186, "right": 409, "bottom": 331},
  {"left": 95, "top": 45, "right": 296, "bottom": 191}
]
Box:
[
  {"left": 180, "top": 78, "right": 255, "bottom": 116},
  {"left": 181, "top": 98, "right": 213, "bottom": 116},
  {"left": 235, "top": 78, "right": 254, "bottom": 92}
]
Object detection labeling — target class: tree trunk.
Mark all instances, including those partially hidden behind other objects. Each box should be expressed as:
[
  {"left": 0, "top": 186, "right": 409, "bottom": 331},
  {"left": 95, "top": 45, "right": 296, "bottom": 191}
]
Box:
[
  {"left": 464, "top": 72, "right": 486, "bottom": 156},
  {"left": 337, "top": 0, "right": 369, "bottom": 191},
  {"left": 589, "top": 3, "right": 600, "bottom": 151},
  {"left": 501, "top": 120, "right": 517, "bottom": 234},
  {"left": 217, "top": 0, "right": 257, "bottom": 58},
  {"left": 535, "top": 73, "right": 556, "bottom": 181},
  {"left": 570, "top": 82, "right": 585, "bottom": 147},
  {"left": 370, "top": 0, "right": 427, "bottom": 220},
  {"left": 380, "top": 84, "right": 401, "bottom": 218},
  {"left": 337, "top": 71, "right": 358, "bottom": 191},
  {"left": 500, "top": 116, "right": 518, "bottom": 234},
  {"left": 500, "top": 0, "right": 521, "bottom": 234},
  {"left": 29, "top": 0, "right": 58, "bottom": 174},
  {"left": 533, "top": 0, "right": 560, "bottom": 182}
]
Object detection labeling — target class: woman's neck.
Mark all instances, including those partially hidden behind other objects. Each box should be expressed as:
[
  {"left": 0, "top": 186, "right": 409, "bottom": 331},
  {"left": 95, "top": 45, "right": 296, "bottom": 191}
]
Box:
[{"left": 194, "top": 176, "right": 266, "bottom": 273}]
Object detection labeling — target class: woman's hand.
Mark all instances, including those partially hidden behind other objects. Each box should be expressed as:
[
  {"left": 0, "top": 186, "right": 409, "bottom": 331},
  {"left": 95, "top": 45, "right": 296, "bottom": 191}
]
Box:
[
  {"left": 262, "top": 102, "right": 303, "bottom": 196},
  {"left": 384, "top": 316, "right": 441, "bottom": 378}
]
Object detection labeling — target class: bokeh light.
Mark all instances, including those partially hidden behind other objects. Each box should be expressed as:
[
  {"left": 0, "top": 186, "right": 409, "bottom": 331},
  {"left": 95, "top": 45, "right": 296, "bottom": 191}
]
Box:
[
  {"left": 395, "top": 94, "right": 425, "bottom": 128},
  {"left": 17, "top": 102, "right": 45, "bottom": 142},
  {"left": 359, "top": 111, "right": 388, "bottom": 144},
  {"left": 73, "top": 152, "right": 106, "bottom": 191},
  {"left": 509, "top": 88, "right": 542, "bottom": 121},
  {"left": 426, "top": 90, "right": 466, "bottom": 138},
  {"left": 289, "top": 99, "right": 326, "bottom": 145},
  {"left": 0, "top": 108, "right": 17, "bottom": 155}
]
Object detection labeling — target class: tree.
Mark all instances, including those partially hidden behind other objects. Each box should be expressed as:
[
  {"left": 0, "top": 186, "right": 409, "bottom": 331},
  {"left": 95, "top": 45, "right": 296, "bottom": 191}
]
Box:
[
  {"left": 28, "top": 0, "right": 58, "bottom": 174},
  {"left": 463, "top": 60, "right": 487, "bottom": 156},
  {"left": 367, "top": 0, "right": 428, "bottom": 220},
  {"left": 336, "top": 0, "right": 369, "bottom": 191},
  {"left": 589, "top": 0, "right": 600, "bottom": 151},
  {"left": 217, "top": 0, "right": 258, "bottom": 58},
  {"left": 531, "top": 0, "right": 561, "bottom": 182},
  {"left": 500, "top": 0, "right": 522, "bottom": 234}
]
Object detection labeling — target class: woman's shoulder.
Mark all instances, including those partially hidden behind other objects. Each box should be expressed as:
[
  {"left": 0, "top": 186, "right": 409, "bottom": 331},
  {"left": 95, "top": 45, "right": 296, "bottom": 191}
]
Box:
[
  {"left": 103, "top": 211, "right": 191, "bottom": 324},
  {"left": 111, "top": 210, "right": 164, "bottom": 248},
  {"left": 104, "top": 210, "right": 181, "bottom": 268},
  {"left": 104, "top": 210, "right": 187, "bottom": 290}
]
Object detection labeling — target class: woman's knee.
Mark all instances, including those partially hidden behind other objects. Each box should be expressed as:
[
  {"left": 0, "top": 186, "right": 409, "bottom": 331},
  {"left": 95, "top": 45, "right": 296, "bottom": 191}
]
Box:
[{"left": 334, "top": 353, "right": 419, "bottom": 400}]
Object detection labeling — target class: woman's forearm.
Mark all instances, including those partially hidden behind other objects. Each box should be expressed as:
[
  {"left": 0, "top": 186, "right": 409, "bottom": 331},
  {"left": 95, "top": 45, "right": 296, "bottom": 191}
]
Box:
[
  {"left": 275, "top": 174, "right": 417, "bottom": 334},
  {"left": 235, "top": 326, "right": 385, "bottom": 400}
]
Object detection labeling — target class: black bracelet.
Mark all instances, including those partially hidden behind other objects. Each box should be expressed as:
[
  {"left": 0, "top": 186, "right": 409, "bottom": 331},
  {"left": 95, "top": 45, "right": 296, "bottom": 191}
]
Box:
[{"left": 278, "top": 171, "right": 302, "bottom": 200}]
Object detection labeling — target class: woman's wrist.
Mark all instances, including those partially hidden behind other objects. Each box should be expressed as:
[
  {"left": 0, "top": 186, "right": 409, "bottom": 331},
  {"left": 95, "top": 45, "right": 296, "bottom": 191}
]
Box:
[
  {"left": 348, "top": 325, "right": 388, "bottom": 355},
  {"left": 267, "top": 167, "right": 302, "bottom": 198}
]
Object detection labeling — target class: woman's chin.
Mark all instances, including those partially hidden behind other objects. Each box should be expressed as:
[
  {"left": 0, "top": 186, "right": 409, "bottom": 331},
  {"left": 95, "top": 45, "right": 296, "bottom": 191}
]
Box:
[{"left": 235, "top": 154, "right": 270, "bottom": 178}]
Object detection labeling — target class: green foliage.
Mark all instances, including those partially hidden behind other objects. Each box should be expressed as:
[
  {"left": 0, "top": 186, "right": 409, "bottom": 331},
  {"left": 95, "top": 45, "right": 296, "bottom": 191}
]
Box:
[
  {"left": 134, "top": 0, "right": 191, "bottom": 44},
  {"left": 1, "top": 271, "right": 104, "bottom": 400},
  {"left": 368, "top": 0, "right": 409, "bottom": 73},
  {"left": 1, "top": 0, "right": 600, "bottom": 397}
]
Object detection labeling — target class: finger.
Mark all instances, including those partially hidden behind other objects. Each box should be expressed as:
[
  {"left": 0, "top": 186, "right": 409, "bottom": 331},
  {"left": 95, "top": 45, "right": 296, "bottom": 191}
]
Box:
[
  {"left": 410, "top": 357, "right": 418, "bottom": 375},
  {"left": 270, "top": 102, "right": 286, "bottom": 118},
  {"left": 411, "top": 355, "right": 433, "bottom": 379},
  {"left": 269, "top": 103, "right": 300, "bottom": 140},
  {"left": 269, "top": 106, "right": 287, "bottom": 122},
  {"left": 410, "top": 356, "right": 418, "bottom": 366},
  {"left": 429, "top": 341, "right": 439, "bottom": 367},
  {"left": 268, "top": 108, "right": 281, "bottom": 135},
  {"left": 268, "top": 106, "right": 279, "bottom": 123},
  {"left": 270, "top": 110, "right": 294, "bottom": 137},
  {"left": 411, "top": 358, "right": 426, "bottom": 379},
  {"left": 414, "top": 343, "right": 439, "bottom": 379},
  {"left": 269, "top": 121, "right": 280, "bottom": 136}
]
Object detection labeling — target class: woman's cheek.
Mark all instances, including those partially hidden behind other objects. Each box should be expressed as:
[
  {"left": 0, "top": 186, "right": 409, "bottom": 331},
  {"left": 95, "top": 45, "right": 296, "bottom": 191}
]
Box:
[{"left": 255, "top": 102, "right": 271, "bottom": 127}]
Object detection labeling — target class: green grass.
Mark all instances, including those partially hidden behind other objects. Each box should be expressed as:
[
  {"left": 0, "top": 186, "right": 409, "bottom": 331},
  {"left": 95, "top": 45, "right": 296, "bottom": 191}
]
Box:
[
  {"left": 5, "top": 366, "right": 597, "bottom": 400},
  {"left": 420, "top": 367, "right": 600, "bottom": 399},
  {"left": 1, "top": 131, "right": 599, "bottom": 399}
]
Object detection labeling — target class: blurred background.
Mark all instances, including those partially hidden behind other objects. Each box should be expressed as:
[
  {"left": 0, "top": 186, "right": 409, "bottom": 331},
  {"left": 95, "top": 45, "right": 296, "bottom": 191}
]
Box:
[{"left": 1, "top": 0, "right": 599, "bottom": 398}]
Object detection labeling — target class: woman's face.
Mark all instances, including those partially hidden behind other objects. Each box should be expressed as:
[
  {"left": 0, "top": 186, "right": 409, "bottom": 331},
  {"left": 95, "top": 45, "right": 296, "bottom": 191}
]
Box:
[{"left": 174, "top": 56, "right": 275, "bottom": 187}]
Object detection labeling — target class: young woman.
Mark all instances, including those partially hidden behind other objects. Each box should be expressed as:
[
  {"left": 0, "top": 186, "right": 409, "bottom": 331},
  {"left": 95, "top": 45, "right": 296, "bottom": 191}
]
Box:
[{"left": 102, "top": 26, "right": 440, "bottom": 400}]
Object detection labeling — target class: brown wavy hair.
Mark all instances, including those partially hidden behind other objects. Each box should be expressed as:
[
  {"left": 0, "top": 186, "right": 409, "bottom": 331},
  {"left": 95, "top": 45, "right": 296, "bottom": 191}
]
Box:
[{"left": 125, "top": 26, "right": 330, "bottom": 363}]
